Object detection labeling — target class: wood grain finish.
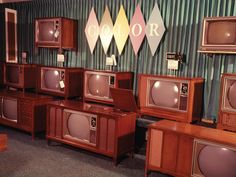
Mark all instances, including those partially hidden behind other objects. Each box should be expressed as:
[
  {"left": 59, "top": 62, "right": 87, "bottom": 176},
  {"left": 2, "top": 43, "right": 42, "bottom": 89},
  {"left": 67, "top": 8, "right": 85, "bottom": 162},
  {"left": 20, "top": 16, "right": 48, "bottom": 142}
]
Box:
[
  {"left": 37, "top": 66, "right": 84, "bottom": 99},
  {"left": 35, "top": 17, "right": 78, "bottom": 51},
  {"left": 4, "top": 63, "right": 37, "bottom": 90},
  {"left": 46, "top": 100, "right": 136, "bottom": 164},
  {"left": 84, "top": 70, "right": 133, "bottom": 105},
  {"left": 138, "top": 74, "right": 204, "bottom": 123},
  {"left": 0, "top": 134, "right": 7, "bottom": 152},
  {"left": 0, "top": 90, "right": 53, "bottom": 139},
  {"left": 145, "top": 120, "right": 236, "bottom": 177}
]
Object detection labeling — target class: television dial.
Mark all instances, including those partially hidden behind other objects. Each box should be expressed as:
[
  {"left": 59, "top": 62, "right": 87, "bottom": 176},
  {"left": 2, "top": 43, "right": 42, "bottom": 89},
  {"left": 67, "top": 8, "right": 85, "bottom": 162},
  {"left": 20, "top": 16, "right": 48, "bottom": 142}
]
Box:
[
  {"left": 91, "top": 117, "right": 97, "bottom": 129},
  {"left": 60, "top": 71, "right": 65, "bottom": 79},
  {"left": 181, "top": 83, "right": 188, "bottom": 95}
]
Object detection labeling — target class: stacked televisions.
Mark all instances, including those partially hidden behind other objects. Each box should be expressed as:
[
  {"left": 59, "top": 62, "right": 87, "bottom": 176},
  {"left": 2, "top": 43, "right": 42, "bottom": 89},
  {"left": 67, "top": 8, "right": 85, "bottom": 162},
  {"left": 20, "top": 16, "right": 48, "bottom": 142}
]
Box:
[{"left": 0, "top": 63, "right": 37, "bottom": 124}]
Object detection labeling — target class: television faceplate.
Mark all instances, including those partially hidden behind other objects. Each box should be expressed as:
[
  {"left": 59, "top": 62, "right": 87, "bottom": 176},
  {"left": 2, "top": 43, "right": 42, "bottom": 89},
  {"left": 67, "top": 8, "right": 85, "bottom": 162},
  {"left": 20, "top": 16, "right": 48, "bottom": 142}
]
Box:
[{"left": 146, "top": 77, "right": 189, "bottom": 112}]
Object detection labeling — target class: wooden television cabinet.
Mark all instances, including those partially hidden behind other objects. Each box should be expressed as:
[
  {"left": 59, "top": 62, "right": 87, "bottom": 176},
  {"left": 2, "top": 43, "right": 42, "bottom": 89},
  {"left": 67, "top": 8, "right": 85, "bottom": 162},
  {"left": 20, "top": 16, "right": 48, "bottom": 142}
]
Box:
[
  {"left": 138, "top": 74, "right": 204, "bottom": 123},
  {"left": 46, "top": 100, "right": 136, "bottom": 164},
  {"left": 145, "top": 120, "right": 236, "bottom": 177},
  {"left": 0, "top": 90, "right": 53, "bottom": 139}
]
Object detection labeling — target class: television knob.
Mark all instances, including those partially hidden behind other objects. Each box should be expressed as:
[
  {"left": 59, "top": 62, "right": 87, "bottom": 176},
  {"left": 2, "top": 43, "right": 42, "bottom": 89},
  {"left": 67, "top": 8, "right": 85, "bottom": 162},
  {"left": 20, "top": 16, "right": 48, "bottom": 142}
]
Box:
[
  {"left": 181, "top": 84, "right": 188, "bottom": 94},
  {"left": 91, "top": 117, "right": 96, "bottom": 128}
]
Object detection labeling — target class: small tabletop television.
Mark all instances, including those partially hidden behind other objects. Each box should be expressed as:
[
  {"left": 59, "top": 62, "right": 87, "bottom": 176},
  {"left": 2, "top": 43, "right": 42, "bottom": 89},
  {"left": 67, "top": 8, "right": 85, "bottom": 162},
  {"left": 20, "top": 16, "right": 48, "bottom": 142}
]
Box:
[
  {"left": 84, "top": 70, "right": 133, "bottom": 104},
  {"left": 138, "top": 74, "right": 204, "bottom": 123},
  {"left": 38, "top": 66, "right": 84, "bottom": 99},
  {"left": 4, "top": 63, "right": 36, "bottom": 90},
  {"left": 199, "top": 16, "right": 236, "bottom": 53}
]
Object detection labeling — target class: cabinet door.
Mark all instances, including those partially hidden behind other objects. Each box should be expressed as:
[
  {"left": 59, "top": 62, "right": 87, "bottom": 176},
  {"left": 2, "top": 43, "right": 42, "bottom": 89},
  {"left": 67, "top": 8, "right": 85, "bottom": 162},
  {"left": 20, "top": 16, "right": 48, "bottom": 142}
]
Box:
[
  {"left": 176, "top": 135, "right": 193, "bottom": 176},
  {"left": 98, "top": 116, "right": 116, "bottom": 154},
  {"left": 19, "top": 99, "right": 33, "bottom": 131},
  {"left": 47, "top": 106, "right": 62, "bottom": 138}
]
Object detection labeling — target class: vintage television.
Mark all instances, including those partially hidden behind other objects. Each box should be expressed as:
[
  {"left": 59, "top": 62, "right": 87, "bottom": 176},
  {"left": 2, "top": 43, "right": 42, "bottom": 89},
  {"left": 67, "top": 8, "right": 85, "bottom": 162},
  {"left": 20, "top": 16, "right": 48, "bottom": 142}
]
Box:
[
  {"left": 63, "top": 109, "right": 97, "bottom": 146},
  {"left": 218, "top": 73, "right": 236, "bottom": 131},
  {"left": 0, "top": 96, "right": 17, "bottom": 123},
  {"left": 35, "top": 17, "right": 78, "bottom": 50},
  {"left": 84, "top": 70, "right": 133, "bottom": 104},
  {"left": 4, "top": 63, "right": 36, "bottom": 90},
  {"left": 38, "top": 66, "right": 83, "bottom": 99},
  {"left": 199, "top": 16, "right": 236, "bottom": 53},
  {"left": 192, "top": 139, "right": 236, "bottom": 177},
  {"left": 138, "top": 74, "right": 204, "bottom": 123}
]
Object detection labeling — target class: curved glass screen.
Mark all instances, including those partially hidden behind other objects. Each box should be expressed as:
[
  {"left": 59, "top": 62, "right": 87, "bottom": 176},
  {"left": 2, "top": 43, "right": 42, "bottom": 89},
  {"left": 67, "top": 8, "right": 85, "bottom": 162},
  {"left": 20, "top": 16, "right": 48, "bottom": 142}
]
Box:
[
  {"left": 150, "top": 81, "right": 179, "bottom": 108},
  {"left": 198, "top": 145, "right": 236, "bottom": 177},
  {"left": 227, "top": 81, "right": 236, "bottom": 109},
  {"left": 2, "top": 98, "right": 17, "bottom": 121},
  {"left": 44, "top": 70, "right": 60, "bottom": 90},
  {"left": 88, "top": 74, "right": 109, "bottom": 97},
  {"left": 67, "top": 114, "right": 90, "bottom": 141}
]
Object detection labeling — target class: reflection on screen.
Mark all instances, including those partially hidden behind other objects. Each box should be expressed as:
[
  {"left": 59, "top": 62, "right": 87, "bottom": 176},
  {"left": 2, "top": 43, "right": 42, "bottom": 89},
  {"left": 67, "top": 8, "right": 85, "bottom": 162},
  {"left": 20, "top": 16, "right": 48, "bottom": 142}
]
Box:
[{"left": 150, "top": 81, "right": 179, "bottom": 108}]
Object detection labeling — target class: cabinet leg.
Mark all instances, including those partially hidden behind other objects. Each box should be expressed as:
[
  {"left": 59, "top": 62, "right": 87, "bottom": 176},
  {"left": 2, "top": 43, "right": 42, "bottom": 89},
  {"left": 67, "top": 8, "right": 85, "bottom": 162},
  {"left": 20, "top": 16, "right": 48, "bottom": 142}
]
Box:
[{"left": 31, "top": 132, "right": 35, "bottom": 141}]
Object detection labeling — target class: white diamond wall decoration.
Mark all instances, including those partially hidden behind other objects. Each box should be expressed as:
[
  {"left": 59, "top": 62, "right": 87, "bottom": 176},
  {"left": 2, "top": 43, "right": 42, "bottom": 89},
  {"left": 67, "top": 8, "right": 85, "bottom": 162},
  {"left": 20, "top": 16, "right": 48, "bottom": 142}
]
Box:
[
  {"left": 145, "top": 3, "right": 165, "bottom": 56},
  {"left": 99, "top": 6, "right": 113, "bottom": 54},
  {"left": 85, "top": 7, "right": 100, "bottom": 53},
  {"left": 113, "top": 5, "right": 130, "bottom": 55},
  {"left": 129, "top": 4, "right": 146, "bottom": 56}
]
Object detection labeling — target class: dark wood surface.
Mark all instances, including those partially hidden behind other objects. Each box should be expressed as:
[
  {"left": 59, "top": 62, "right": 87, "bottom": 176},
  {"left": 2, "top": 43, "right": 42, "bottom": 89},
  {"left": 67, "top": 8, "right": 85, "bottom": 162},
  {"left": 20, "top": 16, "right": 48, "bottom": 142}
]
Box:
[
  {"left": 4, "top": 63, "right": 37, "bottom": 90},
  {"left": 46, "top": 100, "right": 136, "bottom": 164},
  {"left": 0, "top": 134, "right": 7, "bottom": 152},
  {"left": 0, "top": 62, "right": 4, "bottom": 86},
  {"left": 145, "top": 120, "right": 236, "bottom": 177},
  {"left": 35, "top": 17, "right": 78, "bottom": 51},
  {"left": 0, "top": 90, "right": 53, "bottom": 139},
  {"left": 138, "top": 74, "right": 204, "bottom": 123}
]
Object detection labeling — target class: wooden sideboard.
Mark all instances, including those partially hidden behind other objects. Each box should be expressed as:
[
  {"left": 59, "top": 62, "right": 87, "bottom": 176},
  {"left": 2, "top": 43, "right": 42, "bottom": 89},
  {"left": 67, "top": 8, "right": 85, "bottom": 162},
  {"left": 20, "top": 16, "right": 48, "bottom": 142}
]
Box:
[
  {"left": 0, "top": 90, "right": 53, "bottom": 139},
  {"left": 46, "top": 100, "right": 136, "bottom": 164},
  {"left": 145, "top": 120, "right": 236, "bottom": 177},
  {"left": 0, "top": 134, "right": 7, "bottom": 152}
]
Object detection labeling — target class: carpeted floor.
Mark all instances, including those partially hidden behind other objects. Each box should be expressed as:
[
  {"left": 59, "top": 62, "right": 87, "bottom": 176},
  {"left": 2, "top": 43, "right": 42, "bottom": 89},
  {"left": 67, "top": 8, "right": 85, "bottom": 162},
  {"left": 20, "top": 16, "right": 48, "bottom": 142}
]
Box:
[{"left": 0, "top": 126, "right": 170, "bottom": 177}]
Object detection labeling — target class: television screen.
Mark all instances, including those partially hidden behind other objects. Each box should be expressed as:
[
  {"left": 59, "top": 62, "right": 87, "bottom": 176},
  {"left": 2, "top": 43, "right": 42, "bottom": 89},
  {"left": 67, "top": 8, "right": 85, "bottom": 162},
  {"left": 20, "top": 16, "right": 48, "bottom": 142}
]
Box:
[
  {"left": 222, "top": 77, "right": 236, "bottom": 111},
  {"left": 193, "top": 140, "right": 236, "bottom": 177},
  {"left": 6, "top": 65, "right": 19, "bottom": 84},
  {"left": 227, "top": 81, "right": 236, "bottom": 109},
  {"left": 149, "top": 80, "right": 179, "bottom": 109},
  {"left": 38, "top": 21, "right": 57, "bottom": 42},
  {"left": 147, "top": 79, "right": 189, "bottom": 111},
  {"left": 63, "top": 110, "right": 97, "bottom": 145},
  {"left": 2, "top": 97, "right": 17, "bottom": 122},
  {"left": 66, "top": 113, "right": 90, "bottom": 141},
  {"left": 207, "top": 21, "right": 236, "bottom": 45},
  {"left": 87, "top": 74, "right": 111, "bottom": 98},
  {"left": 43, "top": 69, "right": 62, "bottom": 90}
]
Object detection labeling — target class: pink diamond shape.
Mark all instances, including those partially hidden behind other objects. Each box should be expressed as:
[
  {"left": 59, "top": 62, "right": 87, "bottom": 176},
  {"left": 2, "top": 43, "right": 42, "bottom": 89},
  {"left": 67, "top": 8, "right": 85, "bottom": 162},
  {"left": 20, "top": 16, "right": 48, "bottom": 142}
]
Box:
[
  {"left": 85, "top": 7, "right": 100, "bottom": 53},
  {"left": 129, "top": 5, "right": 146, "bottom": 56}
]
